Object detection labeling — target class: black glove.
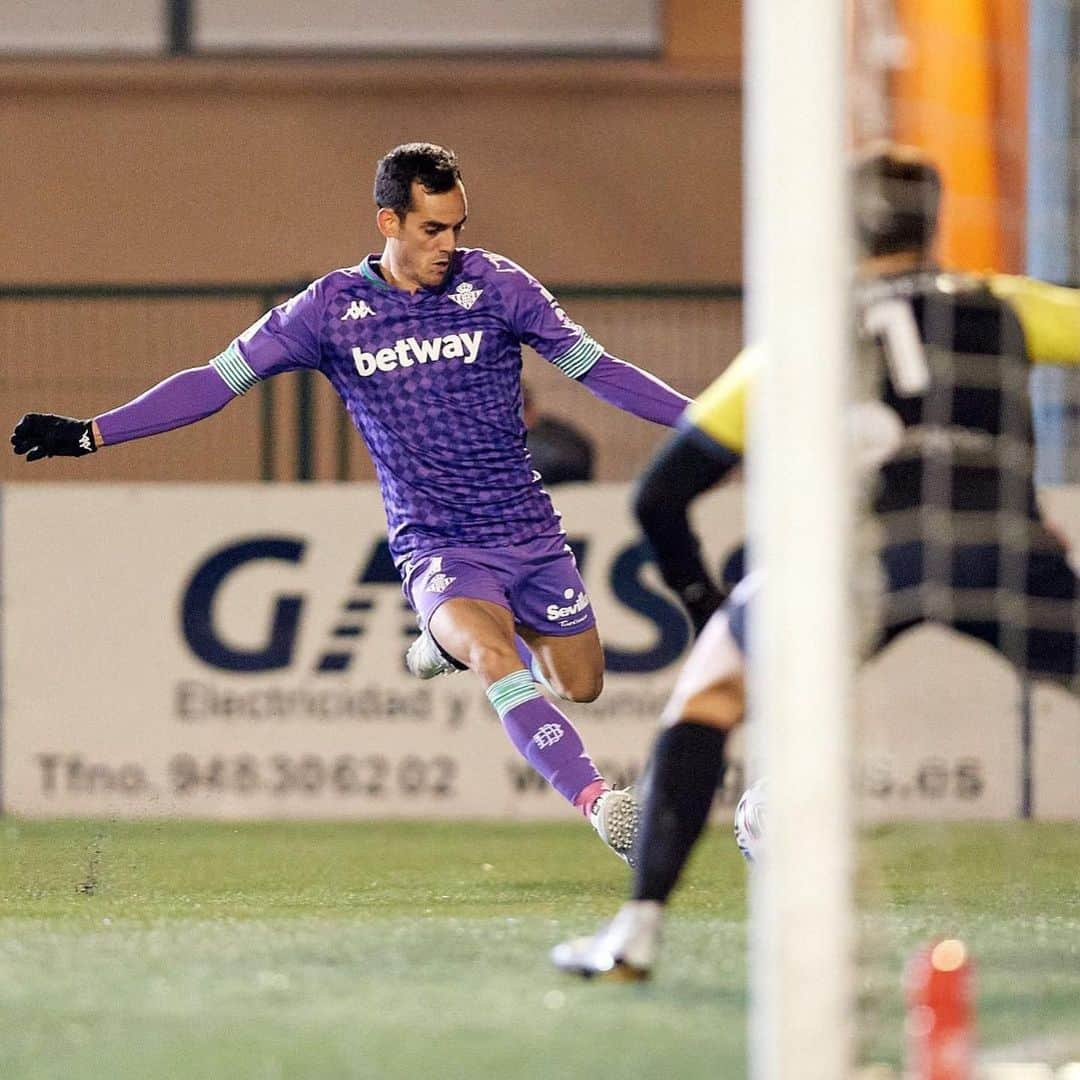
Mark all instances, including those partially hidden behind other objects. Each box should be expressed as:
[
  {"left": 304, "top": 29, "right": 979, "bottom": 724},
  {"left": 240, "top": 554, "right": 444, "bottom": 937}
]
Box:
[
  {"left": 681, "top": 580, "right": 729, "bottom": 637},
  {"left": 11, "top": 413, "right": 97, "bottom": 461}
]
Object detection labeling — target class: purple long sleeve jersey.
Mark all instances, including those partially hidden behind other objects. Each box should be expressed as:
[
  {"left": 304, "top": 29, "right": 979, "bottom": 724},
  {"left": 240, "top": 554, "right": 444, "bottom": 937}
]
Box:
[{"left": 96, "top": 248, "right": 690, "bottom": 565}]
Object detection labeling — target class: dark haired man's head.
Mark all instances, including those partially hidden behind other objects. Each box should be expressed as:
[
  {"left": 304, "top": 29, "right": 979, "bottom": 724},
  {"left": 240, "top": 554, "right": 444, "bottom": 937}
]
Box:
[
  {"left": 374, "top": 142, "right": 468, "bottom": 293},
  {"left": 374, "top": 142, "right": 462, "bottom": 216},
  {"left": 853, "top": 144, "right": 942, "bottom": 260}
]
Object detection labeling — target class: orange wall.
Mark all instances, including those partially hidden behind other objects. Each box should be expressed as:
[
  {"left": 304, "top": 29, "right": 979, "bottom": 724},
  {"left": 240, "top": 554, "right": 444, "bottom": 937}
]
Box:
[{"left": 891, "top": 0, "right": 1027, "bottom": 272}]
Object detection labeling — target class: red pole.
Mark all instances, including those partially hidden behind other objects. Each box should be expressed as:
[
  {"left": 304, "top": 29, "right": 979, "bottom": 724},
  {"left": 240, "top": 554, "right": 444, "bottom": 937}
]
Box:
[{"left": 904, "top": 939, "right": 975, "bottom": 1080}]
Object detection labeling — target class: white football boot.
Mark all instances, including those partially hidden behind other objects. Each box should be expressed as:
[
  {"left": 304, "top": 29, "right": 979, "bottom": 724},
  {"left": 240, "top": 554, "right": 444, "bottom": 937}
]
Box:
[
  {"left": 589, "top": 788, "right": 641, "bottom": 866},
  {"left": 405, "top": 628, "right": 462, "bottom": 679},
  {"left": 551, "top": 900, "right": 663, "bottom": 982}
]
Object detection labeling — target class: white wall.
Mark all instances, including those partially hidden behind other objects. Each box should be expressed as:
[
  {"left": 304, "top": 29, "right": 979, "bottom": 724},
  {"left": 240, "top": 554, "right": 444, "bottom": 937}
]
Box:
[
  {"left": 193, "top": 0, "right": 660, "bottom": 53},
  {"left": 2, "top": 482, "right": 1078, "bottom": 821},
  {"left": 1, "top": 0, "right": 164, "bottom": 53},
  {"left": 1, "top": 0, "right": 659, "bottom": 56}
]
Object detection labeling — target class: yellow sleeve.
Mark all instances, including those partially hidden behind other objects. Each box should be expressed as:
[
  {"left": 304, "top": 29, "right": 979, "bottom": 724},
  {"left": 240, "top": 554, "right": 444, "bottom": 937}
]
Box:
[
  {"left": 989, "top": 274, "right": 1080, "bottom": 365},
  {"left": 684, "top": 346, "right": 760, "bottom": 453}
]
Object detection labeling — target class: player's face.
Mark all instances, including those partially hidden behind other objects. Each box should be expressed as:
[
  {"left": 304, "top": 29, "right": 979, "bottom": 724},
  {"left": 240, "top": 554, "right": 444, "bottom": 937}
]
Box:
[{"left": 381, "top": 181, "right": 468, "bottom": 291}]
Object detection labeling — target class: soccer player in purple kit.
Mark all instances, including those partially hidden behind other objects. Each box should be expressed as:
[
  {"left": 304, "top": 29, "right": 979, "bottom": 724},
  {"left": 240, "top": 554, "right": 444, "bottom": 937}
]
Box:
[{"left": 11, "top": 142, "right": 691, "bottom": 862}]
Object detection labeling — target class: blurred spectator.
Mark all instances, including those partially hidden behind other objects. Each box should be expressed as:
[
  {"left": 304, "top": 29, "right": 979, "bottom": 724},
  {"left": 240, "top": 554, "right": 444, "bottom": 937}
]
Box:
[{"left": 523, "top": 383, "right": 595, "bottom": 485}]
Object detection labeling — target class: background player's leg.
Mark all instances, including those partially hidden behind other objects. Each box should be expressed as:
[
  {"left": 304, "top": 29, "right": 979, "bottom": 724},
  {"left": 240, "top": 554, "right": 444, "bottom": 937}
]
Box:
[
  {"left": 633, "top": 610, "right": 743, "bottom": 905},
  {"left": 553, "top": 603, "right": 747, "bottom": 979},
  {"left": 517, "top": 624, "right": 604, "bottom": 703}
]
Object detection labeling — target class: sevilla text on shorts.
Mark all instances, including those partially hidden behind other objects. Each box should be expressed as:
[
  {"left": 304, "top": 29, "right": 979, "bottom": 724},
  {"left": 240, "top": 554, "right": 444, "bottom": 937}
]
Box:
[{"left": 546, "top": 591, "right": 590, "bottom": 622}]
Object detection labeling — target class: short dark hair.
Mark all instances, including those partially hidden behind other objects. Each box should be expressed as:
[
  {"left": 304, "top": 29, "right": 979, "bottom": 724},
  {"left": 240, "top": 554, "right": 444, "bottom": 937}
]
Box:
[
  {"left": 853, "top": 144, "right": 942, "bottom": 258},
  {"left": 373, "top": 142, "right": 462, "bottom": 216}
]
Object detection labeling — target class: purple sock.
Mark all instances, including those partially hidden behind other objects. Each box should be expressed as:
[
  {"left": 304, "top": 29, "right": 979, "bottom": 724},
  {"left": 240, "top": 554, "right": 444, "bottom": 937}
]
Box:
[{"left": 485, "top": 669, "right": 602, "bottom": 805}]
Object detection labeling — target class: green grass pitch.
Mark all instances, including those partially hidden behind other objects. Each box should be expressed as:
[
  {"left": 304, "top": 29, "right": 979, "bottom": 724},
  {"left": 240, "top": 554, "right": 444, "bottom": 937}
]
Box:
[{"left": 1, "top": 819, "right": 1079, "bottom": 1079}]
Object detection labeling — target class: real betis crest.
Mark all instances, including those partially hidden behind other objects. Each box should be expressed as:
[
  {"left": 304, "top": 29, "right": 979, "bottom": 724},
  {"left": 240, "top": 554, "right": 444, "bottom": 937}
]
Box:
[{"left": 448, "top": 281, "right": 483, "bottom": 310}]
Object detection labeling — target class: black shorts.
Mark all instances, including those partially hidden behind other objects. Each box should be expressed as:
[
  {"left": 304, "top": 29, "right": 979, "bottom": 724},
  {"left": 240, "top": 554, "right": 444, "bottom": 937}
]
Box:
[
  {"left": 878, "top": 535, "right": 1080, "bottom": 685},
  {"left": 723, "top": 529, "right": 1080, "bottom": 689}
]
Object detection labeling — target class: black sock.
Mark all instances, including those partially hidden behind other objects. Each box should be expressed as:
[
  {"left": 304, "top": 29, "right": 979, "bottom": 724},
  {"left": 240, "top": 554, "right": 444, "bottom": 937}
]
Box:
[{"left": 632, "top": 722, "right": 728, "bottom": 903}]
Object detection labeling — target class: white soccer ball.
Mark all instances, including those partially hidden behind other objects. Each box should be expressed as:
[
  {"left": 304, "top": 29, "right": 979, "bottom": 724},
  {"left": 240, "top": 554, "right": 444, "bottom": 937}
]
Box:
[{"left": 733, "top": 779, "right": 766, "bottom": 864}]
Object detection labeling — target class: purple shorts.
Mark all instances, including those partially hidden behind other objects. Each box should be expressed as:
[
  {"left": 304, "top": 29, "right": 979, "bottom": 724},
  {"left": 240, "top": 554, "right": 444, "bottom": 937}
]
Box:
[{"left": 402, "top": 534, "right": 596, "bottom": 637}]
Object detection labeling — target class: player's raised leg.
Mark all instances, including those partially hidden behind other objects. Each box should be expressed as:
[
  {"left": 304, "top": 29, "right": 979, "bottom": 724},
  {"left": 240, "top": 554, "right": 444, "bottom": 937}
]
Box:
[
  {"left": 514, "top": 625, "right": 638, "bottom": 861},
  {"left": 418, "top": 593, "right": 635, "bottom": 862},
  {"left": 509, "top": 540, "right": 643, "bottom": 858}
]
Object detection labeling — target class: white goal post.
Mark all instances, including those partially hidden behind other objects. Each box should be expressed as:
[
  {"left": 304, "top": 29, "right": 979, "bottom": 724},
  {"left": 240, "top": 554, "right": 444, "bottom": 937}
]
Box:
[{"left": 744, "top": 3, "right": 855, "bottom": 1079}]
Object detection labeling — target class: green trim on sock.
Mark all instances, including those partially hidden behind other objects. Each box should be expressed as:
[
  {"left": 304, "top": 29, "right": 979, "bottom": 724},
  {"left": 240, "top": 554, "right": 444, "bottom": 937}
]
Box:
[{"left": 485, "top": 669, "right": 541, "bottom": 719}]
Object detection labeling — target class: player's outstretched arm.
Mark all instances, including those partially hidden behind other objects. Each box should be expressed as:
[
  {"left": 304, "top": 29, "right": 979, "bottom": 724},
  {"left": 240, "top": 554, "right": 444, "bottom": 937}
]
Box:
[
  {"left": 634, "top": 425, "right": 740, "bottom": 635},
  {"left": 578, "top": 353, "right": 690, "bottom": 427},
  {"left": 989, "top": 275, "right": 1080, "bottom": 366},
  {"left": 632, "top": 349, "right": 754, "bottom": 633},
  {"left": 11, "top": 273, "right": 328, "bottom": 464},
  {"left": 504, "top": 256, "right": 687, "bottom": 424},
  {"left": 11, "top": 364, "right": 237, "bottom": 461},
  {"left": 11, "top": 413, "right": 98, "bottom": 461}
]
